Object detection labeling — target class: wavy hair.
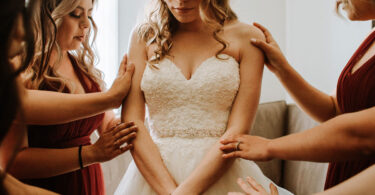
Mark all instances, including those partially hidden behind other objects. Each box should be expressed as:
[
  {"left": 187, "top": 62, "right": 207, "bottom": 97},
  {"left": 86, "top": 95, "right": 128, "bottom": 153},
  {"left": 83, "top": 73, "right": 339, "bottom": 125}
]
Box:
[
  {"left": 24, "top": 0, "right": 103, "bottom": 92},
  {"left": 138, "top": 0, "right": 237, "bottom": 65},
  {"left": 0, "top": 0, "right": 36, "bottom": 193}
]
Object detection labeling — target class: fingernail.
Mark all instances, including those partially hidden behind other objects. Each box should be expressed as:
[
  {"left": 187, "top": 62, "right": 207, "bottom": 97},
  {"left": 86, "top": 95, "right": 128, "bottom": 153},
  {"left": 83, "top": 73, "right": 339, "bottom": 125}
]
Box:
[{"left": 250, "top": 38, "right": 257, "bottom": 43}]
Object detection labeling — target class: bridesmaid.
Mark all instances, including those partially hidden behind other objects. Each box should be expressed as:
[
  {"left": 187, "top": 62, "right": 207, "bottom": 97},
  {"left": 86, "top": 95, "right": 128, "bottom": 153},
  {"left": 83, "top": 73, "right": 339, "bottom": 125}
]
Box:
[
  {"left": 8, "top": 0, "right": 137, "bottom": 194},
  {"left": 221, "top": 0, "right": 375, "bottom": 192},
  {"left": 1, "top": 0, "right": 55, "bottom": 194}
]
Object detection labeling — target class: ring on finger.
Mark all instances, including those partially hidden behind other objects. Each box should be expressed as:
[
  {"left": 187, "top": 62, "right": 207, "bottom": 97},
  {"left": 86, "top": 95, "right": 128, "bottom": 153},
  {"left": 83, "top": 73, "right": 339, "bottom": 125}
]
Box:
[{"left": 235, "top": 141, "right": 241, "bottom": 151}]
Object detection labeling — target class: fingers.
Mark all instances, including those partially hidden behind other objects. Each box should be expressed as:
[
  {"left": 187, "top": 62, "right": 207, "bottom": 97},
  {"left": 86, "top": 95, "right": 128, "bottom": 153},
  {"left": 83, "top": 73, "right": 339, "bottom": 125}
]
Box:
[
  {"left": 246, "top": 177, "right": 266, "bottom": 193},
  {"left": 228, "top": 192, "right": 245, "bottom": 195},
  {"left": 237, "top": 178, "right": 255, "bottom": 194},
  {"left": 125, "top": 63, "right": 135, "bottom": 75},
  {"left": 118, "top": 54, "right": 128, "bottom": 76},
  {"left": 112, "top": 123, "right": 138, "bottom": 146},
  {"left": 250, "top": 39, "right": 273, "bottom": 53},
  {"left": 220, "top": 143, "right": 238, "bottom": 152},
  {"left": 124, "top": 63, "right": 135, "bottom": 81},
  {"left": 270, "top": 183, "right": 279, "bottom": 195},
  {"left": 222, "top": 151, "right": 242, "bottom": 159},
  {"left": 108, "top": 121, "right": 134, "bottom": 134},
  {"left": 115, "top": 131, "right": 137, "bottom": 147},
  {"left": 118, "top": 143, "right": 134, "bottom": 154},
  {"left": 220, "top": 138, "right": 237, "bottom": 144},
  {"left": 252, "top": 22, "right": 275, "bottom": 43}
]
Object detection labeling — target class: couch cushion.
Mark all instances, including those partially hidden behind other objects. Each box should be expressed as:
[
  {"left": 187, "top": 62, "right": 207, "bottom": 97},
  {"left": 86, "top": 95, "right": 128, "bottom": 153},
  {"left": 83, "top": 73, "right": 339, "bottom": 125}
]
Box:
[
  {"left": 250, "top": 100, "right": 288, "bottom": 185},
  {"left": 283, "top": 104, "right": 328, "bottom": 195}
]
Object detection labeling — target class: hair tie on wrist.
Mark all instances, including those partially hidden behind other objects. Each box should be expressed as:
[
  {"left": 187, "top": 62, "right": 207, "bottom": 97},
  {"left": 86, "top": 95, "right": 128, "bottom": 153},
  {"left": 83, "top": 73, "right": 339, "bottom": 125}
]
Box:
[{"left": 78, "top": 145, "right": 83, "bottom": 169}]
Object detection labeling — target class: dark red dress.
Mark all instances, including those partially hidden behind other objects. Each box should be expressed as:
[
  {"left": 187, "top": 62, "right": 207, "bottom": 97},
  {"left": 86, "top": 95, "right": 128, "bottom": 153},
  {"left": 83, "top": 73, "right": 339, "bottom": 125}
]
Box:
[
  {"left": 23, "top": 54, "right": 105, "bottom": 195},
  {"left": 324, "top": 30, "right": 375, "bottom": 189}
]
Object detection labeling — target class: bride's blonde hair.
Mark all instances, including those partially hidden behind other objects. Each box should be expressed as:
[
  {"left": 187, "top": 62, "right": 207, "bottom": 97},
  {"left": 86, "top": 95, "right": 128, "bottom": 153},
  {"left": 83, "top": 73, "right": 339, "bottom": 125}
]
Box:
[
  {"left": 24, "top": 0, "right": 103, "bottom": 92},
  {"left": 138, "top": 0, "right": 237, "bottom": 65}
]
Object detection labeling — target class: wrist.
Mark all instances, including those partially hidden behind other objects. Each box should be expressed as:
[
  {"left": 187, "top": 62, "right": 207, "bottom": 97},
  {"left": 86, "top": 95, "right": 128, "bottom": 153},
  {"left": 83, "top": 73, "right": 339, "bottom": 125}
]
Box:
[
  {"left": 174, "top": 183, "right": 199, "bottom": 195},
  {"left": 274, "top": 61, "right": 293, "bottom": 79},
  {"left": 265, "top": 140, "right": 275, "bottom": 160},
  {"left": 81, "top": 145, "right": 97, "bottom": 167},
  {"left": 103, "top": 90, "right": 122, "bottom": 109}
]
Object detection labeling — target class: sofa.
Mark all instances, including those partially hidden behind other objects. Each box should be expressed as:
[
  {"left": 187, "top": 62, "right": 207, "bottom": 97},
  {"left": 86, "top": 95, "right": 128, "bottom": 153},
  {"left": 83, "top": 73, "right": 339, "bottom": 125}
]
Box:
[{"left": 95, "top": 100, "right": 328, "bottom": 195}]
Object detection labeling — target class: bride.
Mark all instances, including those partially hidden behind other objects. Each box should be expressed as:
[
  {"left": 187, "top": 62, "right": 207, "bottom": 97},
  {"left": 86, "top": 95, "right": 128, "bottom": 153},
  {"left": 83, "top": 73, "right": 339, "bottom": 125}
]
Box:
[{"left": 116, "top": 0, "right": 292, "bottom": 194}]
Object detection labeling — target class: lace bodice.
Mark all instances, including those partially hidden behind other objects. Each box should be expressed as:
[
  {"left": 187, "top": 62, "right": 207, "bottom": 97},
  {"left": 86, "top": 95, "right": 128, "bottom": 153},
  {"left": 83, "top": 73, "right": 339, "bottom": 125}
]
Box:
[{"left": 141, "top": 54, "right": 240, "bottom": 138}]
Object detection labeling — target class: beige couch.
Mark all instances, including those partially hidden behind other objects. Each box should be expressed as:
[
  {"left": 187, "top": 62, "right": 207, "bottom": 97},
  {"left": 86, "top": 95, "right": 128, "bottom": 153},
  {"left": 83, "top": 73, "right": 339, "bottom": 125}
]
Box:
[{"left": 98, "top": 100, "right": 328, "bottom": 195}]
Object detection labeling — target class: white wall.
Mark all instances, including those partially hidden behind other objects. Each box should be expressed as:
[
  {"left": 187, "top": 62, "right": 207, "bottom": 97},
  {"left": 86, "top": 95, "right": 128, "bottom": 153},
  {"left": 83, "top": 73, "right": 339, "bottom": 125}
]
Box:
[
  {"left": 98, "top": 0, "right": 372, "bottom": 103},
  {"left": 285, "top": 0, "right": 371, "bottom": 101},
  {"left": 93, "top": 0, "right": 119, "bottom": 87},
  {"left": 118, "top": 0, "right": 147, "bottom": 64},
  {"left": 231, "top": 0, "right": 287, "bottom": 103}
]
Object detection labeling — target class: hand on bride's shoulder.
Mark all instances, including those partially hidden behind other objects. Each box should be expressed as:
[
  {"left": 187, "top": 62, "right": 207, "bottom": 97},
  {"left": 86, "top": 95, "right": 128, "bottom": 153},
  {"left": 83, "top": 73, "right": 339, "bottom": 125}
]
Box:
[{"left": 224, "top": 21, "right": 266, "bottom": 46}]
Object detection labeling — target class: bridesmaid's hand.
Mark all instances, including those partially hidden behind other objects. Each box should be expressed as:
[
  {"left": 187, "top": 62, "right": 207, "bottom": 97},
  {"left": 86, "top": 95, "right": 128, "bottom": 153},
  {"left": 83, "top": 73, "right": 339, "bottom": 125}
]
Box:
[
  {"left": 250, "top": 22, "right": 290, "bottom": 78},
  {"left": 220, "top": 135, "right": 272, "bottom": 161},
  {"left": 87, "top": 122, "right": 137, "bottom": 163},
  {"left": 107, "top": 54, "right": 135, "bottom": 107},
  {"left": 228, "top": 177, "right": 278, "bottom": 195}
]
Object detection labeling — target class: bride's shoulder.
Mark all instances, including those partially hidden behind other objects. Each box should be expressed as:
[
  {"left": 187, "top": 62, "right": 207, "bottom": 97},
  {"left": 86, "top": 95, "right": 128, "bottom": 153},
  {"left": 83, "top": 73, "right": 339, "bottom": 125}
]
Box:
[{"left": 223, "top": 21, "right": 265, "bottom": 43}]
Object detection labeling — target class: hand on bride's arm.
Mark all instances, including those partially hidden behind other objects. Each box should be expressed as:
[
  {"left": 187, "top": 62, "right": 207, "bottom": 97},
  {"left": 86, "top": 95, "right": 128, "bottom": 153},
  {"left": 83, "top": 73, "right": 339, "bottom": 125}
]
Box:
[
  {"left": 106, "top": 54, "right": 135, "bottom": 108},
  {"left": 220, "top": 135, "right": 273, "bottom": 161},
  {"left": 228, "top": 177, "right": 278, "bottom": 195},
  {"left": 84, "top": 122, "right": 137, "bottom": 163}
]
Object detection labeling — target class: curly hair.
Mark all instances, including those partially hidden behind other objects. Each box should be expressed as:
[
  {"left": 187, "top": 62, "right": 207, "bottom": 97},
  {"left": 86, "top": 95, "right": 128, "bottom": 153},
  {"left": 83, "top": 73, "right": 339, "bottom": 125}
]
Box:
[
  {"left": 138, "top": 0, "right": 237, "bottom": 65},
  {"left": 23, "top": 0, "right": 103, "bottom": 92}
]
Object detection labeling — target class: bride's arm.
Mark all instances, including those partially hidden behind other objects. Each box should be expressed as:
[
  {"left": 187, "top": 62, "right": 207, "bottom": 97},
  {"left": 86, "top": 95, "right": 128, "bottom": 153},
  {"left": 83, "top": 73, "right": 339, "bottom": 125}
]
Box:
[
  {"left": 121, "top": 31, "right": 177, "bottom": 195},
  {"left": 173, "top": 26, "right": 266, "bottom": 195}
]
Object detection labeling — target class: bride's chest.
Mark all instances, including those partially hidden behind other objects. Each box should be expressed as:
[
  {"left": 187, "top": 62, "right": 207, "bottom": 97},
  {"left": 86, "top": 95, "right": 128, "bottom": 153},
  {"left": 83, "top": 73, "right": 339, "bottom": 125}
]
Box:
[{"left": 141, "top": 55, "right": 240, "bottom": 102}]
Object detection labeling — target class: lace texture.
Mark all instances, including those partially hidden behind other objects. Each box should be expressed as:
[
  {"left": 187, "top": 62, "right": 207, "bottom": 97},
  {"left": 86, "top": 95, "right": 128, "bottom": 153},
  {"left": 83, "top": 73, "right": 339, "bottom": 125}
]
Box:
[{"left": 141, "top": 54, "right": 240, "bottom": 138}]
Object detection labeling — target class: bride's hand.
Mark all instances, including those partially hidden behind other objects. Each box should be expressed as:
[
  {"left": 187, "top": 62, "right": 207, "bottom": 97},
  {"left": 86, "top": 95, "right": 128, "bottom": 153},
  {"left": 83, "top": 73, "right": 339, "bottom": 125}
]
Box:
[
  {"left": 228, "top": 177, "right": 278, "bottom": 195},
  {"left": 220, "top": 135, "right": 272, "bottom": 161},
  {"left": 106, "top": 54, "right": 135, "bottom": 108}
]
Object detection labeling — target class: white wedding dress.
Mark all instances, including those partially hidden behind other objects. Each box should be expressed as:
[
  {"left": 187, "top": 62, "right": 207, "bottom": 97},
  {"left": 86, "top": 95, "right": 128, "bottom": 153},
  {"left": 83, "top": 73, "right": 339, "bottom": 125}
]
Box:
[{"left": 115, "top": 54, "right": 292, "bottom": 195}]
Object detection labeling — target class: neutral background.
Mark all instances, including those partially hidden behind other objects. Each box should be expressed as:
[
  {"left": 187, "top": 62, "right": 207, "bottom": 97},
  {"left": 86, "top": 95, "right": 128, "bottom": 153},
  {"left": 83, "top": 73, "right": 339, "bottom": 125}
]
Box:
[{"left": 94, "top": 0, "right": 371, "bottom": 103}]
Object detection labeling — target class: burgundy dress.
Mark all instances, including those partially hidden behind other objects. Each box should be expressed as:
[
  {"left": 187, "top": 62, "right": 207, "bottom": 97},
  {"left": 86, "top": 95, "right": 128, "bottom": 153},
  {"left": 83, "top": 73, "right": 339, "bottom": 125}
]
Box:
[
  {"left": 23, "top": 55, "right": 105, "bottom": 195},
  {"left": 324, "top": 30, "right": 375, "bottom": 189}
]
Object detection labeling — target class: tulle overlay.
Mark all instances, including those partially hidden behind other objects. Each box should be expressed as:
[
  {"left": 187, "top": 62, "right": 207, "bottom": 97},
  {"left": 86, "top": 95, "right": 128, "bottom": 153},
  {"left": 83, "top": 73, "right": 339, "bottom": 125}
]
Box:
[{"left": 115, "top": 136, "right": 292, "bottom": 195}]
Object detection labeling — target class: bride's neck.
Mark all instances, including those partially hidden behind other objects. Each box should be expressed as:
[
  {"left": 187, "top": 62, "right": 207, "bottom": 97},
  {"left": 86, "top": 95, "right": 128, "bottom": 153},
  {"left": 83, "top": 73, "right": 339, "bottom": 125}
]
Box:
[{"left": 177, "top": 18, "right": 206, "bottom": 32}]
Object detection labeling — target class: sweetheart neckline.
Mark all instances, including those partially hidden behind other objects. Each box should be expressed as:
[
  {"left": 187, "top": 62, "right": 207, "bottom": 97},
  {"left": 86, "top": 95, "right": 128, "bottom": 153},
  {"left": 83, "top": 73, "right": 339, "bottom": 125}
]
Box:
[{"left": 162, "top": 54, "right": 238, "bottom": 81}]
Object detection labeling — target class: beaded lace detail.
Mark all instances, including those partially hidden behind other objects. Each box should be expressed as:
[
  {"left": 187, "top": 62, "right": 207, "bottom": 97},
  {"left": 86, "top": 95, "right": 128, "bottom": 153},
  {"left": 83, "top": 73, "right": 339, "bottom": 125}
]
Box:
[{"left": 141, "top": 54, "right": 240, "bottom": 138}]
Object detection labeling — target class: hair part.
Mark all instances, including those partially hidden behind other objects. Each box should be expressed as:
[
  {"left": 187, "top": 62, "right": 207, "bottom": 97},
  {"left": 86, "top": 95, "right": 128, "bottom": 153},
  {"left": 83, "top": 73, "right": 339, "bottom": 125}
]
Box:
[{"left": 138, "top": 0, "right": 237, "bottom": 65}]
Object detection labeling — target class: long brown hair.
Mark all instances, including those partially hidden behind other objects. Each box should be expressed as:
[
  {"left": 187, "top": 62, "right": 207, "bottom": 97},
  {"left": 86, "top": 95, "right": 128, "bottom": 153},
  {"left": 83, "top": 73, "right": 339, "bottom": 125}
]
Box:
[
  {"left": 0, "top": 0, "right": 36, "bottom": 194},
  {"left": 24, "top": 0, "right": 103, "bottom": 92},
  {"left": 138, "top": 0, "right": 237, "bottom": 65}
]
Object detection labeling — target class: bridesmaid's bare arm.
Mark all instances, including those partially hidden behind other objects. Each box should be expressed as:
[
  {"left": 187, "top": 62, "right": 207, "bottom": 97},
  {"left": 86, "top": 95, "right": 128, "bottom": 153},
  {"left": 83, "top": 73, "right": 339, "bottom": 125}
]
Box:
[
  {"left": 23, "top": 54, "right": 133, "bottom": 125},
  {"left": 251, "top": 22, "right": 340, "bottom": 122},
  {"left": 9, "top": 121, "right": 136, "bottom": 179}
]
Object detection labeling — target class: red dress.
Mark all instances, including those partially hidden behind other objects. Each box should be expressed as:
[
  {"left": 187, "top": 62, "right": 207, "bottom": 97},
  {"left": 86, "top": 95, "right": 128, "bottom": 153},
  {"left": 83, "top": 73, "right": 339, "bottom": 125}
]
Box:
[
  {"left": 324, "top": 30, "right": 375, "bottom": 189},
  {"left": 23, "top": 54, "right": 105, "bottom": 195}
]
